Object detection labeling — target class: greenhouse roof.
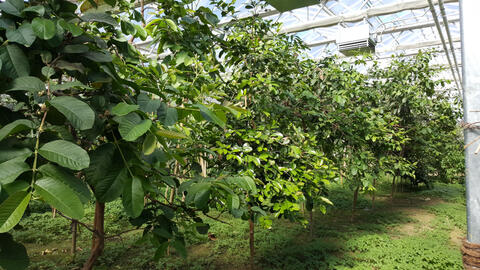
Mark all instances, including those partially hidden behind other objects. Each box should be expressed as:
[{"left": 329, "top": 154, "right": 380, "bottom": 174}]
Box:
[{"left": 136, "top": 0, "right": 461, "bottom": 90}]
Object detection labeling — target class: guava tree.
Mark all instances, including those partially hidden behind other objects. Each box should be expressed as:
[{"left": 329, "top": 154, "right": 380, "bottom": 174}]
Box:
[{"left": 0, "top": 0, "right": 253, "bottom": 269}]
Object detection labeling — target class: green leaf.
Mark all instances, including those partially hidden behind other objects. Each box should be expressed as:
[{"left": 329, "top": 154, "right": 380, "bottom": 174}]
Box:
[
  {"left": 0, "top": 119, "right": 34, "bottom": 142},
  {"left": 54, "top": 60, "right": 85, "bottom": 73},
  {"left": 0, "top": 147, "right": 32, "bottom": 163},
  {"left": 122, "top": 176, "right": 144, "bottom": 218},
  {"left": 57, "top": 20, "right": 83, "bottom": 37},
  {"left": 154, "top": 128, "right": 187, "bottom": 139},
  {"left": 114, "top": 113, "right": 152, "bottom": 141},
  {"left": 193, "top": 104, "right": 226, "bottom": 128},
  {"left": 0, "top": 18, "right": 15, "bottom": 31},
  {"left": 224, "top": 176, "right": 257, "bottom": 194},
  {"left": 111, "top": 103, "right": 139, "bottom": 116},
  {"left": 62, "top": 44, "right": 89, "bottom": 54},
  {"left": 158, "top": 105, "right": 178, "bottom": 127},
  {"left": 82, "top": 51, "right": 112, "bottom": 62},
  {"left": 38, "top": 164, "right": 91, "bottom": 204},
  {"left": 95, "top": 167, "right": 128, "bottom": 202},
  {"left": 84, "top": 143, "right": 115, "bottom": 186},
  {"left": 34, "top": 177, "right": 84, "bottom": 219},
  {"left": 0, "top": 233, "right": 29, "bottom": 270},
  {"left": 0, "top": 158, "right": 30, "bottom": 185},
  {"left": 6, "top": 23, "right": 35, "bottom": 47},
  {"left": 41, "top": 66, "right": 55, "bottom": 78},
  {"left": 7, "top": 76, "right": 44, "bottom": 92},
  {"left": 38, "top": 140, "right": 90, "bottom": 170},
  {"left": 0, "top": 44, "right": 30, "bottom": 78},
  {"left": 31, "top": 18, "right": 56, "bottom": 40},
  {"left": 0, "top": 191, "right": 30, "bottom": 233},
  {"left": 21, "top": 5, "right": 45, "bottom": 16},
  {"left": 137, "top": 93, "right": 161, "bottom": 113},
  {"left": 50, "top": 81, "right": 92, "bottom": 91},
  {"left": 49, "top": 96, "right": 94, "bottom": 131},
  {"left": 81, "top": 12, "right": 118, "bottom": 27},
  {"left": 120, "top": 20, "right": 136, "bottom": 35},
  {"left": 142, "top": 133, "right": 157, "bottom": 155},
  {"left": 0, "top": 0, "right": 24, "bottom": 17},
  {"left": 134, "top": 24, "right": 147, "bottom": 40}
]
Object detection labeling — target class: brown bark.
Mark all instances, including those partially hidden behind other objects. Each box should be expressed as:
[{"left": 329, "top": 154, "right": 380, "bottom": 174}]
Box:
[
  {"left": 351, "top": 185, "right": 360, "bottom": 221},
  {"left": 82, "top": 202, "right": 105, "bottom": 270},
  {"left": 71, "top": 220, "right": 78, "bottom": 261}
]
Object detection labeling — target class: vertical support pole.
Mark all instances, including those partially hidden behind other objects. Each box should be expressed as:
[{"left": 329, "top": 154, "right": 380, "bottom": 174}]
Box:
[
  {"left": 461, "top": 0, "right": 480, "bottom": 244},
  {"left": 461, "top": 1, "right": 480, "bottom": 269}
]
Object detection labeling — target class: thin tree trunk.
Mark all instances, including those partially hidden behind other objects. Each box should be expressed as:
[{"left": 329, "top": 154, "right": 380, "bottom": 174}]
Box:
[
  {"left": 372, "top": 178, "right": 376, "bottom": 210},
  {"left": 309, "top": 210, "right": 314, "bottom": 239},
  {"left": 351, "top": 185, "right": 360, "bottom": 221},
  {"left": 249, "top": 217, "right": 255, "bottom": 270},
  {"left": 71, "top": 220, "right": 78, "bottom": 262},
  {"left": 82, "top": 202, "right": 105, "bottom": 270},
  {"left": 52, "top": 208, "right": 56, "bottom": 218},
  {"left": 391, "top": 176, "right": 396, "bottom": 198}
]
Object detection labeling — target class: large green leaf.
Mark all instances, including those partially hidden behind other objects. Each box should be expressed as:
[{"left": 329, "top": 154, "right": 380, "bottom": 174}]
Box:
[
  {"left": 0, "top": 119, "right": 34, "bottom": 142},
  {"left": 57, "top": 19, "right": 83, "bottom": 37},
  {"left": 137, "top": 93, "right": 161, "bottom": 113},
  {"left": 0, "top": 0, "right": 24, "bottom": 17},
  {"left": 142, "top": 133, "right": 157, "bottom": 155},
  {"left": 82, "top": 51, "right": 112, "bottom": 62},
  {"left": 158, "top": 104, "right": 178, "bottom": 126},
  {"left": 31, "top": 18, "right": 56, "bottom": 40},
  {"left": 111, "top": 103, "right": 139, "bottom": 116},
  {"left": 0, "top": 147, "right": 31, "bottom": 163},
  {"left": 0, "top": 191, "right": 30, "bottom": 233},
  {"left": 7, "top": 76, "right": 45, "bottom": 92},
  {"left": 81, "top": 12, "right": 118, "bottom": 26},
  {"left": 95, "top": 167, "right": 128, "bottom": 202},
  {"left": 38, "top": 164, "right": 91, "bottom": 204},
  {"left": 49, "top": 96, "right": 95, "bottom": 130},
  {"left": 114, "top": 113, "right": 152, "bottom": 141},
  {"left": 6, "top": 23, "right": 35, "bottom": 47},
  {"left": 122, "top": 176, "right": 144, "bottom": 218},
  {"left": 84, "top": 143, "right": 115, "bottom": 186},
  {"left": 21, "top": 5, "right": 45, "bottom": 16},
  {"left": 0, "top": 157, "right": 30, "bottom": 185},
  {"left": 0, "top": 44, "right": 30, "bottom": 78},
  {"left": 38, "top": 140, "right": 90, "bottom": 170},
  {"left": 0, "top": 233, "right": 29, "bottom": 270},
  {"left": 34, "top": 177, "right": 84, "bottom": 219},
  {"left": 154, "top": 128, "right": 187, "bottom": 139},
  {"left": 0, "top": 18, "right": 15, "bottom": 31},
  {"left": 224, "top": 176, "right": 257, "bottom": 194},
  {"left": 193, "top": 104, "right": 226, "bottom": 128}
]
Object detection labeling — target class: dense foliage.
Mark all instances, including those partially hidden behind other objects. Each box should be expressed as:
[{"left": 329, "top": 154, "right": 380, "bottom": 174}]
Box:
[{"left": 0, "top": 0, "right": 463, "bottom": 269}]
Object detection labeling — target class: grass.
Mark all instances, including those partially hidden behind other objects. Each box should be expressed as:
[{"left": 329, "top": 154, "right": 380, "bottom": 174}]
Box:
[{"left": 13, "top": 181, "right": 466, "bottom": 270}]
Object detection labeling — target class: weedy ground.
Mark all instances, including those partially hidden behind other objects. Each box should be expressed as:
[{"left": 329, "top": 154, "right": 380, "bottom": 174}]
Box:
[{"left": 15, "top": 181, "right": 466, "bottom": 270}]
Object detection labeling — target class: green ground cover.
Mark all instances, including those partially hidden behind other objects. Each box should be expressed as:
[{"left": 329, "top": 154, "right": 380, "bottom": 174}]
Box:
[{"left": 16, "top": 182, "right": 466, "bottom": 270}]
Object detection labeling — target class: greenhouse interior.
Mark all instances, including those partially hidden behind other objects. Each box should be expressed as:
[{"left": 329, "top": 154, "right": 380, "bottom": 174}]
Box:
[{"left": 0, "top": 0, "right": 478, "bottom": 269}]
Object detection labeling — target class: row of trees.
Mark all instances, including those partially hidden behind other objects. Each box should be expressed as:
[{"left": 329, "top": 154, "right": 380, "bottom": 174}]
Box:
[{"left": 0, "top": 0, "right": 463, "bottom": 269}]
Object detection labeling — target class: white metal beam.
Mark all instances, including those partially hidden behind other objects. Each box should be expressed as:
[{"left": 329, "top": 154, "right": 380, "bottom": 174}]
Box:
[{"left": 279, "top": 0, "right": 459, "bottom": 34}]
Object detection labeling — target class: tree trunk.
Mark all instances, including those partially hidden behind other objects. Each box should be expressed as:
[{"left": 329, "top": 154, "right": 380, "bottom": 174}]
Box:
[
  {"left": 82, "top": 202, "right": 105, "bottom": 270},
  {"left": 71, "top": 220, "right": 78, "bottom": 262},
  {"left": 309, "top": 210, "right": 314, "bottom": 239},
  {"left": 391, "top": 176, "right": 396, "bottom": 198},
  {"left": 351, "top": 185, "right": 360, "bottom": 221},
  {"left": 249, "top": 217, "right": 255, "bottom": 270},
  {"left": 372, "top": 178, "right": 376, "bottom": 210}
]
